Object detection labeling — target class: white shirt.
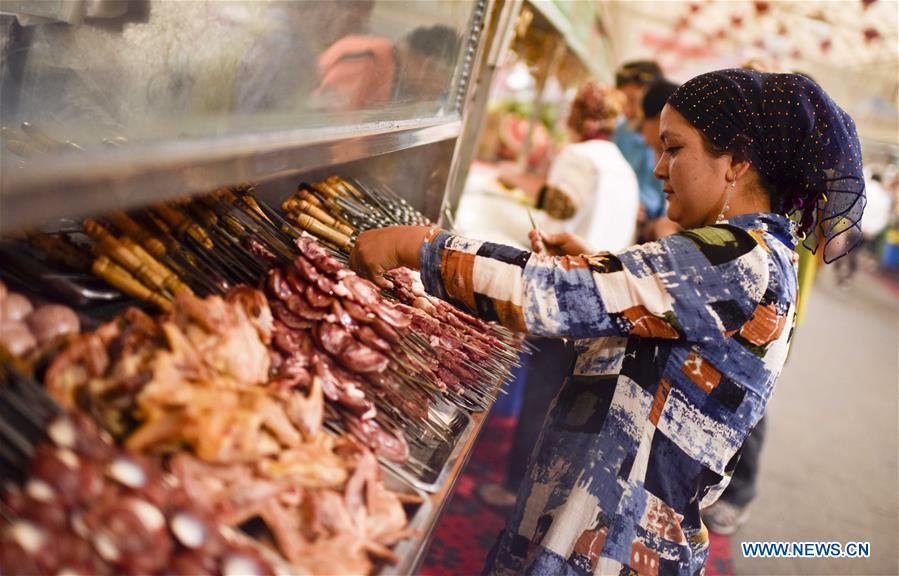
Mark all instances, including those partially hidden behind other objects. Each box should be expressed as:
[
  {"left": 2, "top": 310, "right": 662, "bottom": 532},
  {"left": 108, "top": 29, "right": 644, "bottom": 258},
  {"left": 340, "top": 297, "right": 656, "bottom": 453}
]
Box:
[
  {"left": 543, "top": 139, "right": 640, "bottom": 252},
  {"left": 861, "top": 178, "right": 891, "bottom": 238}
]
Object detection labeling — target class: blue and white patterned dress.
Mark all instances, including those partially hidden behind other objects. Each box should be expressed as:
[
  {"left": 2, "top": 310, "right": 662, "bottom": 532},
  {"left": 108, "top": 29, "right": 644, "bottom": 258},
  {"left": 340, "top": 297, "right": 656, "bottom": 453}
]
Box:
[{"left": 419, "top": 213, "right": 798, "bottom": 576}]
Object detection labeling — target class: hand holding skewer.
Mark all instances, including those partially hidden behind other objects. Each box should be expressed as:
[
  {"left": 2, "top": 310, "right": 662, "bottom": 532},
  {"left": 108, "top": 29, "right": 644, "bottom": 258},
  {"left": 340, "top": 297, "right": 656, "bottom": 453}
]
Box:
[
  {"left": 349, "top": 226, "right": 433, "bottom": 289},
  {"left": 526, "top": 209, "right": 545, "bottom": 254},
  {"left": 527, "top": 230, "right": 590, "bottom": 257}
]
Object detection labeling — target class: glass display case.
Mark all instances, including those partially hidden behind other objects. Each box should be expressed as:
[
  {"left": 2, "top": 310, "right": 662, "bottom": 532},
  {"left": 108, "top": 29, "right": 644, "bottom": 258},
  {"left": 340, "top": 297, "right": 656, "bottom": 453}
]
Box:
[{"left": 0, "top": 0, "right": 489, "bottom": 231}]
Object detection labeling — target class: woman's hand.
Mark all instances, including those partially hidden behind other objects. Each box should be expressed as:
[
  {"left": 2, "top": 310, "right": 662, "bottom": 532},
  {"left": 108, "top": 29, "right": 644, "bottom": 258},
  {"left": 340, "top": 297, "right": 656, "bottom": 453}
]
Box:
[
  {"left": 349, "top": 226, "right": 433, "bottom": 288},
  {"left": 642, "top": 216, "right": 681, "bottom": 241},
  {"left": 528, "top": 230, "right": 590, "bottom": 256},
  {"left": 497, "top": 168, "right": 546, "bottom": 204}
]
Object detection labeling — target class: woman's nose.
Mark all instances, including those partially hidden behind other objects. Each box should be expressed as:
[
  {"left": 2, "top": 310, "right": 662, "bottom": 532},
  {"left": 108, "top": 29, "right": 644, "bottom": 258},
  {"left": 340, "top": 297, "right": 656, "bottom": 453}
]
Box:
[{"left": 653, "top": 154, "right": 667, "bottom": 180}]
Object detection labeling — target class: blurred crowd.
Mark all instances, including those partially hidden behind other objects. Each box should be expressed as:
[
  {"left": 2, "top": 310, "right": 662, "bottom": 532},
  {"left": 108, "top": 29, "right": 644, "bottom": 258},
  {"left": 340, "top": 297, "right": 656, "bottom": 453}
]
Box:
[{"left": 481, "top": 59, "right": 899, "bottom": 276}]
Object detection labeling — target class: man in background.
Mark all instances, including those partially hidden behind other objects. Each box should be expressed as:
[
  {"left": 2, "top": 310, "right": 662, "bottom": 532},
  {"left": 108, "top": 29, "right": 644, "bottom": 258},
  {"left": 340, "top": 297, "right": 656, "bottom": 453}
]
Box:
[{"left": 612, "top": 60, "right": 666, "bottom": 230}]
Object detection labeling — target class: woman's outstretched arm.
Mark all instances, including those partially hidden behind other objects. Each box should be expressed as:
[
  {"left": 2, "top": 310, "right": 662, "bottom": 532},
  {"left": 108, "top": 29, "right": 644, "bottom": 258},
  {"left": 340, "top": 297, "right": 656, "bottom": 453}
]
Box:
[{"left": 351, "top": 224, "right": 773, "bottom": 343}]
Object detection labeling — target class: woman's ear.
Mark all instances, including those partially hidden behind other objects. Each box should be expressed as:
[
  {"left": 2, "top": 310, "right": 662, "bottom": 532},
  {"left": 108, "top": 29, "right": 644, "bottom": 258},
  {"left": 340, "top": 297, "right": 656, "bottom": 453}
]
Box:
[{"left": 727, "top": 159, "right": 753, "bottom": 182}]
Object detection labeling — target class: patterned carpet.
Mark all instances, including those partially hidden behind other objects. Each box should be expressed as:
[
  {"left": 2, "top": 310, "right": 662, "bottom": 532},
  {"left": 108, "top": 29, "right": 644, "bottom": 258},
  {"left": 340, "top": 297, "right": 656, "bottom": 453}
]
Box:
[{"left": 421, "top": 413, "right": 735, "bottom": 576}]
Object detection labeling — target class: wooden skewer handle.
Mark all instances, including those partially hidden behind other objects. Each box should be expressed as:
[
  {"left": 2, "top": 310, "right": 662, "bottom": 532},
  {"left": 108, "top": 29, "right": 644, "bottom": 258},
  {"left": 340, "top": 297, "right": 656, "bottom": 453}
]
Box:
[
  {"left": 296, "top": 200, "right": 356, "bottom": 236},
  {"left": 95, "top": 238, "right": 170, "bottom": 294},
  {"left": 314, "top": 180, "right": 346, "bottom": 200},
  {"left": 192, "top": 205, "right": 218, "bottom": 229},
  {"left": 86, "top": 221, "right": 174, "bottom": 297},
  {"left": 154, "top": 204, "right": 187, "bottom": 230},
  {"left": 215, "top": 188, "right": 239, "bottom": 203},
  {"left": 312, "top": 182, "right": 335, "bottom": 199},
  {"left": 106, "top": 212, "right": 168, "bottom": 259},
  {"left": 93, "top": 256, "right": 171, "bottom": 311},
  {"left": 282, "top": 197, "right": 299, "bottom": 213},
  {"left": 154, "top": 205, "right": 212, "bottom": 249},
  {"left": 296, "top": 188, "right": 324, "bottom": 207},
  {"left": 120, "top": 237, "right": 193, "bottom": 296},
  {"left": 83, "top": 218, "right": 115, "bottom": 243},
  {"left": 290, "top": 213, "right": 354, "bottom": 252},
  {"left": 334, "top": 177, "right": 365, "bottom": 200}
]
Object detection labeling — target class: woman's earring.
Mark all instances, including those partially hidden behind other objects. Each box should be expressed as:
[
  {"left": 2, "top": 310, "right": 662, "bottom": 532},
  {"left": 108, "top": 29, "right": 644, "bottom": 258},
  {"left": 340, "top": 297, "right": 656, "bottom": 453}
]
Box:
[{"left": 716, "top": 180, "right": 736, "bottom": 224}]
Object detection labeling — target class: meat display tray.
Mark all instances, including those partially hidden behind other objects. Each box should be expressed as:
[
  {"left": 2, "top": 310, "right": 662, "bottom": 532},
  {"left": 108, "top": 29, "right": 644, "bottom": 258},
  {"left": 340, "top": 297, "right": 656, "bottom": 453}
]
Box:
[{"left": 384, "top": 397, "right": 474, "bottom": 493}]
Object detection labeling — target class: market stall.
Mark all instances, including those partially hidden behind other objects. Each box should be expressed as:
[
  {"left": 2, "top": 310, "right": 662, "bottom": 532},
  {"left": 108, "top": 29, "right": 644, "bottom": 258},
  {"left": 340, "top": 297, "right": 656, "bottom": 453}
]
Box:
[
  {"left": 449, "top": 0, "right": 613, "bottom": 249},
  {"left": 0, "top": 1, "right": 526, "bottom": 573}
]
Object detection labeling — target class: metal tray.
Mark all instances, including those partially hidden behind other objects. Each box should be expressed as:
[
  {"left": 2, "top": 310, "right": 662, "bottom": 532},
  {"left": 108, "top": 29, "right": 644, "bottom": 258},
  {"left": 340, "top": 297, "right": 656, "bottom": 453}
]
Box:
[{"left": 383, "top": 397, "right": 474, "bottom": 493}]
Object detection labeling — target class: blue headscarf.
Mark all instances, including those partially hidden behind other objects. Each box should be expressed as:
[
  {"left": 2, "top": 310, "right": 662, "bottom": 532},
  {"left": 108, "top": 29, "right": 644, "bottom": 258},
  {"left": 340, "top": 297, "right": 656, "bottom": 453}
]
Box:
[{"left": 668, "top": 69, "right": 865, "bottom": 262}]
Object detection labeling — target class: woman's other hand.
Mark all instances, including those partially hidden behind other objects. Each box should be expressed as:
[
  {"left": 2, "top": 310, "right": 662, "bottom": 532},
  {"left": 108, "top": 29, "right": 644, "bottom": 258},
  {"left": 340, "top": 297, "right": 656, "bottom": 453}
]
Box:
[
  {"left": 349, "top": 226, "right": 432, "bottom": 288},
  {"left": 497, "top": 170, "right": 521, "bottom": 191},
  {"left": 642, "top": 216, "right": 682, "bottom": 241},
  {"left": 528, "top": 230, "right": 589, "bottom": 256},
  {"left": 497, "top": 168, "right": 546, "bottom": 204},
  {"left": 637, "top": 204, "right": 648, "bottom": 226}
]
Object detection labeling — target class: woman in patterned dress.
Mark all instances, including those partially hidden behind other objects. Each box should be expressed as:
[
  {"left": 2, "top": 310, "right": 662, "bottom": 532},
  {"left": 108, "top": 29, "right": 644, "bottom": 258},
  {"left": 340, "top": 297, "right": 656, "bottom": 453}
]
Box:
[{"left": 350, "top": 70, "right": 866, "bottom": 576}]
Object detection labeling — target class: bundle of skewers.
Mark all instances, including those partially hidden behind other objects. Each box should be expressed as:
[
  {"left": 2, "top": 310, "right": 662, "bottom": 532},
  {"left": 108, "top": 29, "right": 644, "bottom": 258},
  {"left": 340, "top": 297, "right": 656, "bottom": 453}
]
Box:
[
  {"left": 8, "top": 188, "right": 296, "bottom": 311},
  {"left": 13, "top": 178, "right": 527, "bottom": 487},
  {"left": 281, "top": 176, "right": 430, "bottom": 255},
  {"left": 278, "top": 177, "right": 529, "bottom": 409}
]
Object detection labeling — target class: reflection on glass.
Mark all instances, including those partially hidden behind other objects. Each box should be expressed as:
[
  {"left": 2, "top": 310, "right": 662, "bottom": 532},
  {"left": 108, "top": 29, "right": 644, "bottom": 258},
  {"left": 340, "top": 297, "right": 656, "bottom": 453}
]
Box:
[
  {"left": 312, "top": 24, "right": 461, "bottom": 111},
  {"left": 0, "top": 0, "right": 472, "bottom": 166}
]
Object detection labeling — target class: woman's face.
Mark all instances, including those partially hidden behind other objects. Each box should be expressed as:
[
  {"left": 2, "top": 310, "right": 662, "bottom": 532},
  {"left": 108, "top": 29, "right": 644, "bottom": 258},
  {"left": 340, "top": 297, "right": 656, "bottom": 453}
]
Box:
[{"left": 653, "top": 104, "right": 732, "bottom": 229}]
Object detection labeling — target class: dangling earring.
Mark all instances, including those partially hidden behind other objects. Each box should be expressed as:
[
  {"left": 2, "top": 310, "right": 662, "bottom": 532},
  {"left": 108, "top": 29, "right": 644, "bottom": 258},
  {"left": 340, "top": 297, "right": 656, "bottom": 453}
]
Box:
[{"left": 716, "top": 180, "right": 736, "bottom": 224}]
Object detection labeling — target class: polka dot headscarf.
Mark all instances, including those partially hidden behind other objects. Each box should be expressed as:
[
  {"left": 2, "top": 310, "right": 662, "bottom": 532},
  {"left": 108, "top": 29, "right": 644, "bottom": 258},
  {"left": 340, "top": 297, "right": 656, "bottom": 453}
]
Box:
[{"left": 668, "top": 69, "right": 866, "bottom": 262}]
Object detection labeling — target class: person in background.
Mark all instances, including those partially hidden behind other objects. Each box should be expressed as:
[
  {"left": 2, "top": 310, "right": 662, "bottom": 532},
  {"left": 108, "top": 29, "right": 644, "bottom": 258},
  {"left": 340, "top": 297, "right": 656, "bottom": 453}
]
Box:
[
  {"left": 613, "top": 60, "right": 667, "bottom": 228},
  {"left": 501, "top": 82, "right": 640, "bottom": 252},
  {"left": 639, "top": 78, "right": 682, "bottom": 242},
  {"left": 479, "top": 82, "right": 641, "bottom": 511},
  {"left": 835, "top": 170, "right": 893, "bottom": 284},
  {"left": 638, "top": 79, "right": 677, "bottom": 157}
]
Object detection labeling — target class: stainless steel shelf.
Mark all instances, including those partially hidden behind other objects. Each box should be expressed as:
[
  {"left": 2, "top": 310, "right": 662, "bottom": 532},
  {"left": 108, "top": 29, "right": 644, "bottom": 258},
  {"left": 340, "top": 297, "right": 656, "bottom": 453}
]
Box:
[{"left": 1, "top": 117, "right": 461, "bottom": 233}]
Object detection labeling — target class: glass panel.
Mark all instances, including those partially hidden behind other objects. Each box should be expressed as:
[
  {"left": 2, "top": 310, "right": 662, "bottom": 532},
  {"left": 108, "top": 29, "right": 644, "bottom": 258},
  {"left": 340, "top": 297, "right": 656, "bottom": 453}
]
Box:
[{"left": 0, "top": 1, "right": 473, "bottom": 164}]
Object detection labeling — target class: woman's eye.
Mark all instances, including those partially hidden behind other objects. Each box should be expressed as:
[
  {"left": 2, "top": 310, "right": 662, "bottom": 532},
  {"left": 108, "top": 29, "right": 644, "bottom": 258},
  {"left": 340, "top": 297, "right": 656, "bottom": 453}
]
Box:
[{"left": 665, "top": 146, "right": 682, "bottom": 154}]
